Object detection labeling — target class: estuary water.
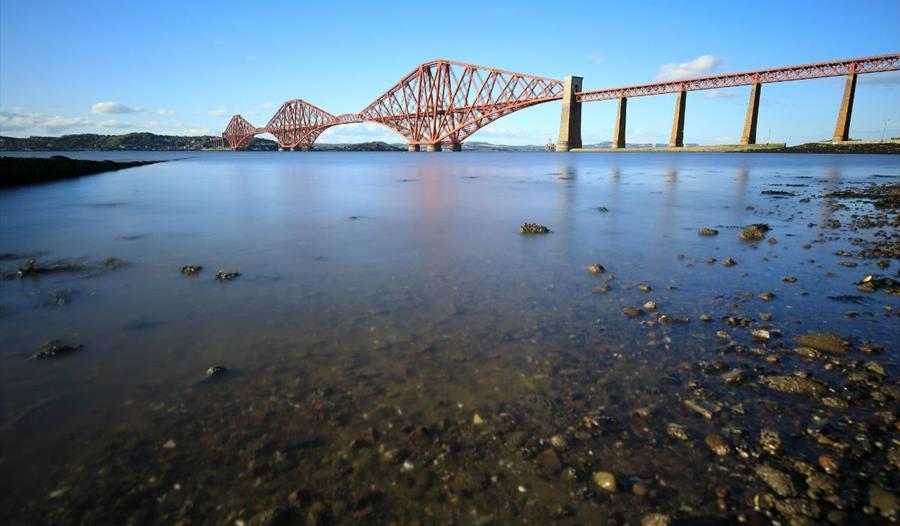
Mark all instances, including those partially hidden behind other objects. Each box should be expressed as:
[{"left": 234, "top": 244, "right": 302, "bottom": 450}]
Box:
[{"left": 1, "top": 151, "right": 898, "bottom": 524}]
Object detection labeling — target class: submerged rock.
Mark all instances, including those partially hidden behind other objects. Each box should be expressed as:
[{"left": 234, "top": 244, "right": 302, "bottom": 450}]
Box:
[
  {"left": 792, "top": 333, "right": 849, "bottom": 355},
  {"left": 215, "top": 270, "right": 240, "bottom": 281},
  {"left": 180, "top": 265, "right": 203, "bottom": 275},
  {"left": 739, "top": 223, "right": 770, "bottom": 241},
  {"left": 519, "top": 223, "right": 551, "bottom": 234},
  {"left": 206, "top": 365, "right": 228, "bottom": 377},
  {"left": 32, "top": 340, "right": 82, "bottom": 359},
  {"left": 755, "top": 464, "right": 796, "bottom": 497},
  {"left": 698, "top": 228, "right": 719, "bottom": 236},
  {"left": 758, "top": 375, "right": 827, "bottom": 397},
  {"left": 586, "top": 263, "right": 606, "bottom": 274}
]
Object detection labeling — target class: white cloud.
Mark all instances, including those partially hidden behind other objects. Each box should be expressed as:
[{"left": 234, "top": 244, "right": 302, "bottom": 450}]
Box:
[
  {"left": 0, "top": 109, "right": 94, "bottom": 132},
  {"left": 144, "top": 121, "right": 159, "bottom": 129},
  {"left": 97, "top": 119, "right": 134, "bottom": 128},
  {"left": 208, "top": 108, "right": 226, "bottom": 117},
  {"left": 656, "top": 55, "right": 722, "bottom": 81},
  {"left": 258, "top": 102, "right": 274, "bottom": 109},
  {"left": 703, "top": 89, "right": 742, "bottom": 99},
  {"left": 180, "top": 127, "right": 211, "bottom": 136},
  {"left": 155, "top": 108, "right": 176, "bottom": 116},
  {"left": 91, "top": 101, "right": 145, "bottom": 114},
  {"left": 586, "top": 52, "right": 606, "bottom": 65}
]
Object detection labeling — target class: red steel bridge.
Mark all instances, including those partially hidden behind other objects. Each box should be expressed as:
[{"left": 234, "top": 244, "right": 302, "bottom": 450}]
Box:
[{"left": 223, "top": 53, "right": 900, "bottom": 151}]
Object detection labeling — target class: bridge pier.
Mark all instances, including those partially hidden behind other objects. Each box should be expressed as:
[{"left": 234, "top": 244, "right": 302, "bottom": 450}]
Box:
[
  {"left": 556, "top": 75, "right": 583, "bottom": 152},
  {"left": 832, "top": 73, "right": 857, "bottom": 143},
  {"left": 741, "top": 83, "right": 761, "bottom": 145},
  {"left": 669, "top": 90, "right": 687, "bottom": 148},
  {"left": 425, "top": 144, "right": 442, "bottom": 152},
  {"left": 448, "top": 143, "right": 462, "bottom": 152},
  {"left": 612, "top": 97, "right": 627, "bottom": 149},
  {"left": 407, "top": 144, "right": 420, "bottom": 152}
]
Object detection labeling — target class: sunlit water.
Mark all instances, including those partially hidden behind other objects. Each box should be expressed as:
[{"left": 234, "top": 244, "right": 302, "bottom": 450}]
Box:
[{"left": 1, "top": 151, "right": 897, "bottom": 523}]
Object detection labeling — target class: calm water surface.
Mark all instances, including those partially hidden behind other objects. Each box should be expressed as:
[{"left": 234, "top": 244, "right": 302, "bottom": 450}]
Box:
[{"left": 1, "top": 151, "right": 898, "bottom": 524}]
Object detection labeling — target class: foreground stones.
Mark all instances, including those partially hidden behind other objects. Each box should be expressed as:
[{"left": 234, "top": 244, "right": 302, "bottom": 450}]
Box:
[
  {"left": 215, "top": 271, "right": 240, "bottom": 281},
  {"left": 698, "top": 227, "right": 719, "bottom": 236},
  {"left": 758, "top": 375, "right": 827, "bottom": 397},
  {"left": 180, "top": 265, "right": 203, "bottom": 275}
]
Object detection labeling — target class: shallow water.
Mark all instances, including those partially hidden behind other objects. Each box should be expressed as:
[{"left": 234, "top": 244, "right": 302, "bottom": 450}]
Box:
[{"left": 1, "top": 151, "right": 898, "bottom": 524}]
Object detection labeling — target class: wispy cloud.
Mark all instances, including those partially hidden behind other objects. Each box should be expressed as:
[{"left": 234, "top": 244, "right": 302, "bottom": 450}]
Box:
[
  {"left": 859, "top": 71, "right": 899, "bottom": 88},
  {"left": 257, "top": 102, "right": 274, "bottom": 109},
  {"left": 586, "top": 52, "right": 606, "bottom": 65},
  {"left": 0, "top": 109, "right": 93, "bottom": 132},
  {"left": 91, "top": 101, "right": 145, "bottom": 114},
  {"left": 180, "top": 127, "right": 211, "bottom": 136},
  {"left": 155, "top": 108, "right": 176, "bottom": 116},
  {"left": 656, "top": 55, "right": 722, "bottom": 81},
  {"left": 208, "top": 108, "right": 226, "bottom": 117},
  {"left": 703, "top": 89, "right": 742, "bottom": 99}
]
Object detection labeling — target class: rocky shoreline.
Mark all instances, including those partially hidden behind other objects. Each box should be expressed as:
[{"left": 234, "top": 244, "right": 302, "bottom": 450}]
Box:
[{"left": 0, "top": 156, "right": 164, "bottom": 188}]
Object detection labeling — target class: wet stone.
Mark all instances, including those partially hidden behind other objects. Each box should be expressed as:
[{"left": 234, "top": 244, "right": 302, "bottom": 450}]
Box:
[
  {"left": 206, "top": 365, "right": 228, "bottom": 377},
  {"left": 519, "top": 223, "right": 551, "bottom": 234},
  {"left": 794, "top": 347, "right": 821, "bottom": 360},
  {"left": 667, "top": 423, "right": 689, "bottom": 441},
  {"left": 535, "top": 448, "right": 562, "bottom": 475},
  {"left": 758, "top": 375, "right": 827, "bottom": 397},
  {"left": 641, "top": 513, "right": 672, "bottom": 526},
  {"left": 684, "top": 399, "right": 716, "bottom": 419},
  {"left": 180, "top": 265, "right": 203, "bottom": 275},
  {"left": 817, "top": 455, "right": 839, "bottom": 475},
  {"left": 705, "top": 434, "right": 729, "bottom": 456},
  {"left": 722, "top": 369, "right": 745, "bottom": 385},
  {"left": 698, "top": 228, "right": 719, "bottom": 236},
  {"left": 592, "top": 471, "right": 617, "bottom": 492},
  {"left": 32, "top": 340, "right": 82, "bottom": 359},
  {"left": 755, "top": 464, "right": 796, "bottom": 497},
  {"left": 586, "top": 263, "right": 606, "bottom": 274},
  {"left": 759, "top": 429, "right": 781, "bottom": 454},
  {"left": 758, "top": 292, "right": 776, "bottom": 301},
  {"left": 622, "top": 306, "right": 644, "bottom": 317},
  {"left": 792, "top": 333, "right": 849, "bottom": 355},
  {"left": 782, "top": 276, "right": 797, "bottom": 283},
  {"left": 739, "top": 223, "right": 770, "bottom": 241},
  {"left": 637, "top": 284, "right": 652, "bottom": 292},
  {"left": 869, "top": 486, "right": 899, "bottom": 519},
  {"left": 215, "top": 270, "right": 240, "bottom": 281},
  {"left": 722, "top": 258, "right": 737, "bottom": 267}
]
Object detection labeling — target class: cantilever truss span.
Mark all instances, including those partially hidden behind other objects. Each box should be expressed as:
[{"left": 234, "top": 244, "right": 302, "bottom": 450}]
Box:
[{"left": 223, "top": 60, "right": 564, "bottom": 150}]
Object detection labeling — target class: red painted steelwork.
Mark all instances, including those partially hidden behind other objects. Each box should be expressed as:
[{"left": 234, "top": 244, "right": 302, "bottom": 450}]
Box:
[
  {"left": 576, "top": 53, "right": 900, "bottom": 102},
  {"left": 359, "top": 59, "right": 564, "bottom": 145},
  {"left": 223, "top": 115, "right": 265, "bottom": 150},
  {"left": 224, "top": 60, "right": 564, "bottom": 150}
]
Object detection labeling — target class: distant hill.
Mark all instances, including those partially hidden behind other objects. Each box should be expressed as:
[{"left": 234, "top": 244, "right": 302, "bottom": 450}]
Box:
[
  {"left": 0, "top": 133, "right": 408, "bottom": 152},
  {"left": 0, "top": 133, "right": 275, "bottom": 151}
]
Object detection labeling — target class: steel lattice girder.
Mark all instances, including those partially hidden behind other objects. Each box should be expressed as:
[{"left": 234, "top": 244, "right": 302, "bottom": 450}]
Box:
[
  {"left": 359, "top": 60, "right": 564, "bottom": 145},
  {"left": 223, "top": 115, "right": 263, "bottom": 150},
  {"left": 576, "top": 53, "right": 900, "bottom": 102}
]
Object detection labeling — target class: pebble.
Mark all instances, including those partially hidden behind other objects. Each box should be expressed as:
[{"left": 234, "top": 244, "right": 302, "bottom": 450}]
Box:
[
  {"left": 758, "top": 375, "right": 826, "bottom": 397},
  {"left": 705, "top": 434, "right": 729, "bottom": 456},
  {"left": 751, "top": 329, "right": 770, "bottom": 341},
  {"left": 643, "top": 300, "right": 657, "bottom": 311},
  {"left": 755, "top": 464, "right": 796, "bottom": 497},
  {"left": 759, "top": 429, "right": 781, "bottom": 454},
  {"left": 722, "top": 258, "right": 736, "bottom": 267},
  {"left": 641, "top": 513, "right": 672, "bottom": 526},
  {"left": 758, "top": 292, "right": 776, "bottom": 301},
  {"left": 637, "top": 283, "right": 652, "bottom": 292},
  {"left": 163, "top": 439, "right": 176, "bottom": 449},
  {"left": 794, "top": 347, "right": 821, "bottom": 360},
  {"left": 782, "top": 276, "right": 797, "bottom": 283},
  {"left": 586, "top": 263, "right": 606, "bottom": 274},
  {"left": 632, "top": 482, "right": 649, "bottom": 497},
  {"left": 401, "top": 460, "right": 415, "bottom": 472},
  {"left": 667, "top": 423, "right": 689, "bottom": 441},
  {"left": 721, "top": 370, "right": 745, "bottom": 385},
  {"left": 549, "top": 434, "right": 569, "bottom": 451},
  {"left": 206, "top": 365, "right": 228, "bottom": 377},
  {"left": 698, "top": 228, "right": 719, "bottom": 236},
  {"left": 684, "top": 399, "right": 715, "bottom": 419},
  {"left": 214, "top": 270, "right": 240, "bottom": 281},
  {"left": 592, "top": 471, "right": 617, "bottom": 492},
  {"left": 622, "top": 306, "right": 644, "bottom": 317},
  {"left": 472, "top": 413, "right": 484, "bottom": 425},
  {"left": 817, "top": 455, "right": 839, "bottom": 475}
]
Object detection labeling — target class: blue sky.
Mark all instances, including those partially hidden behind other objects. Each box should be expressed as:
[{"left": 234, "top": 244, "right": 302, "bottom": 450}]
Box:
[{"left": 1, "top": 0, "right": 898, "bottom": 145}]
